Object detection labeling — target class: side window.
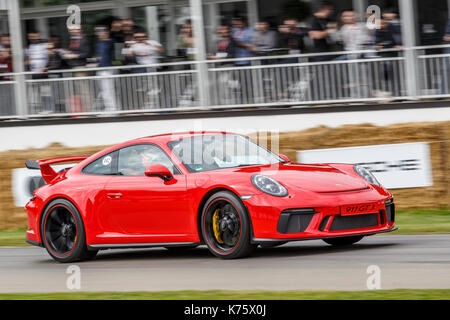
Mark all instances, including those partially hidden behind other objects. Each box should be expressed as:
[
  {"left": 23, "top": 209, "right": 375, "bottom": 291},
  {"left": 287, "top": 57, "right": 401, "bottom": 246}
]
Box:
[
  {"left": 118, "top": 144, "right": 179, "bottom": 177},
  {"left": 83, "top": 152, "right": 116, "bottom": 175}
]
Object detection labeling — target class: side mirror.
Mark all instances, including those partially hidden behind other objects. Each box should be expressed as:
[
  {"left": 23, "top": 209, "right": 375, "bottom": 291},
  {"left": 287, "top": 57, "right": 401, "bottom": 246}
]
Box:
[
  {"left": 145, "top": 164, "right": 173, "bottom": 181},
  {"left": 279, "top": 154, "right": 291, "bottom": 162}
]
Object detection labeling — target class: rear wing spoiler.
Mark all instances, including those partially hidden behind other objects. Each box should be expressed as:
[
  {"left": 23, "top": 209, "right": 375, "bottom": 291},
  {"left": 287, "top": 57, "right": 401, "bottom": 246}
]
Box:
[{"left": 25, "top": 156, "right": 88, "bottom": 183}]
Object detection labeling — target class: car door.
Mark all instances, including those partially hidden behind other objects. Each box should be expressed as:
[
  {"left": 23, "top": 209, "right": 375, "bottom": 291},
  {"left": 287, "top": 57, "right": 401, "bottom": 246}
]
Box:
[{"left": 102, "top": 143, "right": 194, "bottom": 238}]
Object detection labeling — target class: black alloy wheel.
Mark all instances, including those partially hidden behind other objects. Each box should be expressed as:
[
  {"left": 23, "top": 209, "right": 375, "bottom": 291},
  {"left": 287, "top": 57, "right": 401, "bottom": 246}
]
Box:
[
  {"left": 44, "top": 206, "right": 77, "bottom": 256},
  {"left": 201, "top": 191, "right": 256, "bottom": 259},
  {"left": 41, "top": 199, "right": 97, "bottom": 263}
]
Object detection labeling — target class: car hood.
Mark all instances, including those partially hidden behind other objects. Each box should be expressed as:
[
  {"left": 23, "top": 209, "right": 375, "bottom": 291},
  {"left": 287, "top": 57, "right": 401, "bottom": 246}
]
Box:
[{"left": 232, "top": 162, "right": 368, "bottom": 193}]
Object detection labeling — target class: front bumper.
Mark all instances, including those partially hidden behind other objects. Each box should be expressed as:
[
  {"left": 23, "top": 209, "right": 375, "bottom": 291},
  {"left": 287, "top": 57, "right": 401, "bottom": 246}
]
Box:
[
  {"left": 244, "top": 192, "right": 396, "bottom": 242},
  {"left": 253, "top": 226, "right": 398, "bottom": 244},
  {"left": 26, "top": 237, "right": 43, "bottom": 247}
]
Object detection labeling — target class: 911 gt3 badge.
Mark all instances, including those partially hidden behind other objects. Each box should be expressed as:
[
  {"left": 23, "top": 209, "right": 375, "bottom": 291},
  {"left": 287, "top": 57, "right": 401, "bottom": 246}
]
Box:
[
  {"left": 342, "top": 203, "right": 376, "bottom": 215},
  {"left": 102, "top": 156, "right": 112, "bottom": 166}
]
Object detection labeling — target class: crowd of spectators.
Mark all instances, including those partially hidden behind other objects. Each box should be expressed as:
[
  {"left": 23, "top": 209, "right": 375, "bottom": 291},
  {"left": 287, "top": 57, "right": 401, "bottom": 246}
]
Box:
[
  {"left": 0, "top": 0, "right": 449, "bottom": 114},
  {"left": 0, "top": 2, "right": 411, "bottom": 76}
]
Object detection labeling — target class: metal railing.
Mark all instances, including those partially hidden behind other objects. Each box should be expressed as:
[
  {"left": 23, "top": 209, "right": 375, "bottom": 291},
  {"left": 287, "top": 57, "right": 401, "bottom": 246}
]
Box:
[
  {"left": 417, "top": 44, "right": 450, "bottom": 98},
  {"left": 207, "top": 56, "right": 406, "bottom": 107},
  {"left": 0, "top": 45, "right": 449, "bottom": 119},
  {"left": 25, "top": 66, "right": 199, "bottom": 116},
  {"left": 0, "top": 74, "right": 16, "bottom": 117}
]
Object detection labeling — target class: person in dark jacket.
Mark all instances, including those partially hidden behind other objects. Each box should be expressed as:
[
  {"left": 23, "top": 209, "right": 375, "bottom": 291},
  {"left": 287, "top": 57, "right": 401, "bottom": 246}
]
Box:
[
  {"left": 278, "top": 18, "right": 306, "bottom": 64},
  {"left": 47, "top": 42, "right": 63, "bottom": 72},
  {"left": 64, "top": 25, "right": 90, "bottom": 69},
  {"left": 374, "top": 18, "right": 403, "bottom": 97},
  {"left": 121, "top": 18, "right": 137, "bottom": 67},
  {"left": 382, "top": 8, "right": 402, "bottom": 45},
  {"left": 308, "top": 1, "right": 337, "bottom": 61},
  {"left": 94, "top": 26, "right": 117, "bottom": 112},
  {"left": 209, "top": 25, "right": 238, "bottom": 104},
  {"left": 374, "top": 18, "right": 402, "bottom": 57},
  {"left": 63, "top": 25, "right": 91, "bottom": 112},
  {"left": 46, "top": 41, "right": 65, "bottom": 113},
  {"left": 209, "top": 25, "right": 236, "bottom": 63}
]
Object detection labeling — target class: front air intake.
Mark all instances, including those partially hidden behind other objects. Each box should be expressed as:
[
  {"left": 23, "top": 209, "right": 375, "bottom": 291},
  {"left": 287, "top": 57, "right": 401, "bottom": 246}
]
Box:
[
  {"left": 329, "top": 213, "right": 379, "bottom": 231},
  {"left": 385, "top": 201, "right": 395, "bottom": 223},
  {"left": 277, "top": 208, "right": 317, "bottom": 234}
]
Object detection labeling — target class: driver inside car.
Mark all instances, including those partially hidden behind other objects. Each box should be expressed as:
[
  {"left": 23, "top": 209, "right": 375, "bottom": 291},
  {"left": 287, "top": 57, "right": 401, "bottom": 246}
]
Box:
[{"left": 120, "top": 148, "right": 149, "bottom": 176}]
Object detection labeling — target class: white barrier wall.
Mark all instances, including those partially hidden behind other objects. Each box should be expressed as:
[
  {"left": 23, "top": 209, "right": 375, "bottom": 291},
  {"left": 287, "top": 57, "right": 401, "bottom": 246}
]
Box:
[{"left": 0, "top": 106, "right": 449, "bottom": 152}]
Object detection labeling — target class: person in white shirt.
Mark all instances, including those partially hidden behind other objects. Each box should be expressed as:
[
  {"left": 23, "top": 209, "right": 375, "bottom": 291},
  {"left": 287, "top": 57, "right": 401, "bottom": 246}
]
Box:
[
  {"left": 124, "top": 29, "right": 165, "bottom": 107},
  {"left": 337, "top": 10, "right": 368, "bottom": 58},
  {"left": 335, "top": 10, "right": 369, "bottom": 98},
  {"left": 26, "top": 31, "right": 48, "bottom": 76},
  {"left": 26, "top": 31, "right": 49, "bottom": 113},
  {"left": 128, "top": 29, "right": 164, "bottom": 73}
]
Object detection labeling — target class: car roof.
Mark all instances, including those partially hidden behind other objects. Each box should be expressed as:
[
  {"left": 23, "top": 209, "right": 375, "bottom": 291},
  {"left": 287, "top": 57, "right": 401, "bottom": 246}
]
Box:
[
  {"left": 133, "top": 131, "right": 243, "bottom": 143},
  {"left": 80, "top": 131, "right": 246, "bottom": 166}
]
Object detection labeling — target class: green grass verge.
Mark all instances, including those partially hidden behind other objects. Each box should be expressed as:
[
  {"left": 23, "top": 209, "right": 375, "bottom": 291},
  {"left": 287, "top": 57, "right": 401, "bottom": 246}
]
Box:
[
  {"left": 0, "top": 209, "right": 448, "bottom": 246},
  {"left": 0, "top": 228, "right": 27, "bottom": 247},
  {"left": 0, "top": 289, "right": 448, "bottom": 300},
  {"left": 395, "top": 209, "right": 450, "bottom": 234}
]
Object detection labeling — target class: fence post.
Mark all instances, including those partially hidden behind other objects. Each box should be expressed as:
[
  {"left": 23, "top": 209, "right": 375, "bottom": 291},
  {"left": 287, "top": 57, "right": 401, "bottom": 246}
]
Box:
[
  {"left": 190, "top": 0, "right": 210, "bottom": 108},
  {"left": 8, "top": 0, "right": 27, "bottom": 117},
  {"left": 352, "top": 0, "right": 367, "bottom": 21},
  {"left": 247, "top": 0, "right": 259, "bottom": 28},
  {"left": 399, "top": 0, "right": 419, "bottom": 99}
]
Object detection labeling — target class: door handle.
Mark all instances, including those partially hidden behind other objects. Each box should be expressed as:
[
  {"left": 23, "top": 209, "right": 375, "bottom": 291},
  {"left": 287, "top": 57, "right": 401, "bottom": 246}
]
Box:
[{"left": 107, "top": 192, "right": 122, "bottom": 199}]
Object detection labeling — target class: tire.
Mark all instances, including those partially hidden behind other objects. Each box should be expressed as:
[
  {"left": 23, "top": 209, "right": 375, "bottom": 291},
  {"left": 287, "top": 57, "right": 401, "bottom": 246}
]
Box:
[
  {"left": 41, "top": 198, "right": 93, "bottom": 263},
  {"left": 323, "top": 235, "right": 364, "bottom": 246},
  {"left": 80, "top": 250, "right": 98, "bottom": 261},
  {"left": 259, "top": 241, "right": 287, "bottom": 249},
  {"left": 201, "top": 191, "right": 256, "bottom": 259}
]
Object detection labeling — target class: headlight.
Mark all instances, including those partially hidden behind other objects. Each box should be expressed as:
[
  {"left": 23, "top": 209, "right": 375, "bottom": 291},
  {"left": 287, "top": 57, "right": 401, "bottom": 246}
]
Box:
[
  {"left": 251, "top": 175, "right": 288, "bottom": 197},
  {"left": 354, "top": 165, "right": 381, "bottom": 187}
]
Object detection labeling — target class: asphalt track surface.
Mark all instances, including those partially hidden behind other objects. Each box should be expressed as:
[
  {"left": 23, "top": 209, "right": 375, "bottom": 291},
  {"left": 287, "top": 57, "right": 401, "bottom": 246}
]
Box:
[{"left": 0, "top": 235, "right": 449, "bottom": 293}]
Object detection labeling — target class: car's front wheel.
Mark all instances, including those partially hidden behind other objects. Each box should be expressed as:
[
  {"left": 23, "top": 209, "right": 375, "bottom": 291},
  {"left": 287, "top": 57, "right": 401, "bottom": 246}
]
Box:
[
  {"left": 323, "top": 235, "right": 364, "bottom": 246},
  {"left": 201, "top": 191, "right": 256, "bottom": 259},
  {"left": 41, "top": 199, "right": 97, "bottom": 263}
]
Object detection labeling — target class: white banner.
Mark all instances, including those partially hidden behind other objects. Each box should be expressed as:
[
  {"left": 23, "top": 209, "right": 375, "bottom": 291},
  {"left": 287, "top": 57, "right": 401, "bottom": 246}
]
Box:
[
  {"left": 11, "top": 164, "right": 74, "bottom": 207},
  {"left": 297, "top": 142, "right": 433, "bottom": 189}
]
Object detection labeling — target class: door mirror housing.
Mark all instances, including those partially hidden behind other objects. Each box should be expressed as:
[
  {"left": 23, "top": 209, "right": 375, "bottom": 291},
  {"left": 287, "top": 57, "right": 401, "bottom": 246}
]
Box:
[
  {"left": 145, "top": 164, "right": 173, "bottom": 181},
  {"left": 279, "top": 154, "right": 291, "bottom": 163}
]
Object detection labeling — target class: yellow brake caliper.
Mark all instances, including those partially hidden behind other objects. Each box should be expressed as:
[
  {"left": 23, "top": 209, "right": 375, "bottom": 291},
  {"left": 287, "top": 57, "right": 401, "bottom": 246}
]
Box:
[{"left": 212, "top": 209, "right": 224, "bottom": 244}]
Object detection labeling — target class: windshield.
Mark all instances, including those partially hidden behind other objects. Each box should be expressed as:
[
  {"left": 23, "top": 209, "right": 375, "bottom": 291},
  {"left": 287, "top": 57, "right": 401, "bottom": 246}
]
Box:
[{"left": 168, "top": 134, "right": 283, "bottom": 173}]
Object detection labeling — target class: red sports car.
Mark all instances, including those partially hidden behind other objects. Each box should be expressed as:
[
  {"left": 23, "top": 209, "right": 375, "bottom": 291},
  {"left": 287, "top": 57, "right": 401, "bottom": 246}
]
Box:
[{"left": 25, "top": 132, "right": 396, "bottom": 262}]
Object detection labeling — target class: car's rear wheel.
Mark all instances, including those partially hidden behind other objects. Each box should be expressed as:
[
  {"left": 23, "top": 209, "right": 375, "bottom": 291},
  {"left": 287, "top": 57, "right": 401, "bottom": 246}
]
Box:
[
  {"left": 201, "top": 191, "right": 255, "bottom": 259},
  {"left": 41, "top": 199, "right": 97, "bottom": 263},
  {"left": 323, "top": 235, "right": 364, "bottom": 246}
]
